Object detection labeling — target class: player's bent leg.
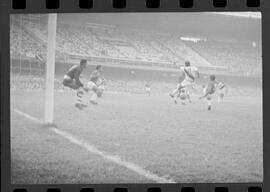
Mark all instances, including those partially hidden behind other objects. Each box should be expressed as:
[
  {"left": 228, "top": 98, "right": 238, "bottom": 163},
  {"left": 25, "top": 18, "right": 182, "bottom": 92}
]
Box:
[
  {"left": 75, "top": 90, "right": 83, "bottom": 110},
  {"left": 170, "top": 83, "right": 182, "bottom": 98},
  {"left": 63, "top": 76, "right": 73, "bottom": 87},
  {"left": 71, "top": 82, "right": 81, "bottom": 90},
  {"left": 63, "top": 76, "right": 81, "bottom": 90},
  {"left": 186, "top": 91, "right": 192, "bottom": 103},
  {"left": 174, "top": 91, "right": 180, "bottom": 104},
  {"left": 75, "top": 87, "right": 87, "bottom": 110},
  {"left": 86, "top": 81, "right": 99, "bottom": 104},
  {"left": 220, "top": 93, "right": 224, "bottom": 103},
  {"left": 181, "top": 82, "right": 193, "bottom": 103}
]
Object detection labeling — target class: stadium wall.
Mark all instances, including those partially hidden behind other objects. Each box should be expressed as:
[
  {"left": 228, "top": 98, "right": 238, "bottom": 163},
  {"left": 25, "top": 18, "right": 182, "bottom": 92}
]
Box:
[{"left": 10, "top": 58, "right": 261, "bottom": 88}]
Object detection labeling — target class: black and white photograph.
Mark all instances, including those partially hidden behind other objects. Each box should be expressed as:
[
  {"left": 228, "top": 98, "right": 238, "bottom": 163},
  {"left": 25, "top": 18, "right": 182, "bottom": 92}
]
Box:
[{"left": 10, "top": 12, "right": 263, "bottom": 184}]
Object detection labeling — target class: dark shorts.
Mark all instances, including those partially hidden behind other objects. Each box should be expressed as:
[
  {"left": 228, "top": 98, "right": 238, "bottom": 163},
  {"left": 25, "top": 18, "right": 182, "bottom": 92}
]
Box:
[{"left": 63, "top": 75, "right": 81, "bottom": 89}]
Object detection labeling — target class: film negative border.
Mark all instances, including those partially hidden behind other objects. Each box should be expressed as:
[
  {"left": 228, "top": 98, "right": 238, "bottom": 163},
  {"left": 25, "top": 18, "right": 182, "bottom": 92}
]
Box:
[
  {"left": 1, "top": 0, "right": 269, "bottom": 192},
  {"left": 10, "top": 185, "right": 265, "bottom": 192},
  {"left": 11, "top": 0, "right": 262, "bottom": 10},
  {"left": 6, "top": 0, "right": 263, "bottom": 12}
]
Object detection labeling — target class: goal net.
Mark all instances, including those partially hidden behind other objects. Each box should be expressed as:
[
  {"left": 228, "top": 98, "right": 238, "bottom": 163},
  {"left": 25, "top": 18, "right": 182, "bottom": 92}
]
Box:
[{"left": 10, "top": 14, "right": 58, "bottom": 124}]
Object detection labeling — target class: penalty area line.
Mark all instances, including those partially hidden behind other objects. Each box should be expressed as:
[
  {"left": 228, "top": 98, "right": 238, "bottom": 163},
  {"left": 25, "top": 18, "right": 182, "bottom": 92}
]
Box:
[{"left": 12, "top": 108, "right": 176, "bottom": 184}]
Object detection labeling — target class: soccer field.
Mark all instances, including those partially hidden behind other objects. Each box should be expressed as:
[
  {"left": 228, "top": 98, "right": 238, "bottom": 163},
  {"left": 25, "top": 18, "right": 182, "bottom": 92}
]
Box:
[{"left": 11, "top": 90, "right": 263, "bottom": 184}]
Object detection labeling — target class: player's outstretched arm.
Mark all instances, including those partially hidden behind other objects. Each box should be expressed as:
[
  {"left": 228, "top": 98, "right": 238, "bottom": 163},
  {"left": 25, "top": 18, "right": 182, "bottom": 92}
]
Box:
[{"left": 98, "top": 78, "right": 106, "bottom": 86}]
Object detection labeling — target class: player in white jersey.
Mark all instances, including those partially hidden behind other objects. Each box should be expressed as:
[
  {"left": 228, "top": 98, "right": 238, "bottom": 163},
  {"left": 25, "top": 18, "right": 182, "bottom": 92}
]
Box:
[
  {"left": 170, "top": 60, "right": 199, "bottom": 103},
  {"left": 83, "top": 65, "right": 105, "bottom": 105},
  {"left": 216, "top": 81, "right": 227, "bottom": 103},
  {"left": 145, "top": 82, "right": 151, "bottom": 96}
]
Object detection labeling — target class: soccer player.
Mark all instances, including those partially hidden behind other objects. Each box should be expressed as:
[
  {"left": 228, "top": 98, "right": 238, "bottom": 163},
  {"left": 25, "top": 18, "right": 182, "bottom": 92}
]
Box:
[
  {"left": 199, "top": 74, "right": 218, "bottom": 110},
  {"left": 63, "top": 59, "right": 87, "bottom": 109},
  {"left": 145, "top": 82, "right": 151, "bottom": 96},
  {"left": 85, "top": 65, "right": 105, "bottom": 105},
  {"left": 216, "top": 81, "right": 227, "bottom": 103},
  {"left": 170, "top": 60, "right": 199, "bottom": 103}
]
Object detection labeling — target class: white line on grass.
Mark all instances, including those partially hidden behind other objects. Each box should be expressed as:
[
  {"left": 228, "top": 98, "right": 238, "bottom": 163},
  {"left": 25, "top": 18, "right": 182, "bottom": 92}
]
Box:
[
  {"left": 13, "top": 108, "right": 176, "bottom": 183},
  {"left": 13, "top": 109, "right": 43, "bottom": 124}
]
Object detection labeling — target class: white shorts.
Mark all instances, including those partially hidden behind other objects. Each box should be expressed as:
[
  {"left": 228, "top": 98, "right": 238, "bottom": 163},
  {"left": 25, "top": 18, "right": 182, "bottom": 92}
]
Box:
[
  {"left": 87, "top": 81, "right": 105, "bottom": 97},
  {"left": 180, "top": 80, "right": 195, "bottom": 94},
  {"left": 87, "top": 81, "right": 98, "bottom": 90},
  {"left": 181, "top": 79, "right": 195, "bottom": 88},
  {"left": 64, "top": 74, "right": 72, "bottom": 80}
]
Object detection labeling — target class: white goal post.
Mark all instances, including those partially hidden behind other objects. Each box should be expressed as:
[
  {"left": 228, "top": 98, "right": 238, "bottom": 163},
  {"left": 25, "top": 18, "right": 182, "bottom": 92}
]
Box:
[{"left": 44, "top": 14, "right": 57, "bottom": 125}]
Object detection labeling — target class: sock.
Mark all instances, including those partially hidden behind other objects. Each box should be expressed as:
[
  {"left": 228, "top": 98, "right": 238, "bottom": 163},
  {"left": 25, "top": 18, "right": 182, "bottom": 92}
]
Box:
[
  {"left": 187, "top": 93, "right": 191, "bottom": 103},
  {"left": 76, "top": 88, "right": 84, "bottom": 105},
  {"left": 207, "top": 100, "right": 211, "bottom": 110}
]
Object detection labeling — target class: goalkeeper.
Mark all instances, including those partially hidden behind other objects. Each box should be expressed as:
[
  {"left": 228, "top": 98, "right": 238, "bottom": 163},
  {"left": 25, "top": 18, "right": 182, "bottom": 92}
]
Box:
[
  {"left": 63, "top": 59, "right": 88, "bottom": 110},
  {"left": 63, "top": 59, "right": 87, "bottom": 90}
]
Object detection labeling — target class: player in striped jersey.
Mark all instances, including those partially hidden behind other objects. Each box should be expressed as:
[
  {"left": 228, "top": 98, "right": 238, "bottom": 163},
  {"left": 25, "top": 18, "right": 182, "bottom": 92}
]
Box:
[
  {"left": 170, "top": 60, "right": 199, "bottom": 104},
  {"left": 217, "top": 81, "right": 227, "bottom": 103},
  {"left": 85, "top": 65, "right": 105, "bottom": 105}
]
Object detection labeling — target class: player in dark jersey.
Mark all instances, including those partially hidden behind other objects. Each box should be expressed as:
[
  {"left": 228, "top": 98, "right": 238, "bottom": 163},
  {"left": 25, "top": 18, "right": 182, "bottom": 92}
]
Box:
[
  {"left": 199, "top": 74, "right": 217, "bottom": 110},
  {"left": 63, "top": 59, "right": 87, "bottom": 90},
  {"left": 62, "top": 59, "right": 87, "bottom": 110}
]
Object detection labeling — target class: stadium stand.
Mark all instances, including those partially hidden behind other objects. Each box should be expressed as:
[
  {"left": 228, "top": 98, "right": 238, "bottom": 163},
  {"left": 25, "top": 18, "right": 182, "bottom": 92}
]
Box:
[
  {"left": 186, "top": 40, "right": 262, "bottom": 76},
  {"left": 10, "top": 14, "right": 262, "bottom": 76}
]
